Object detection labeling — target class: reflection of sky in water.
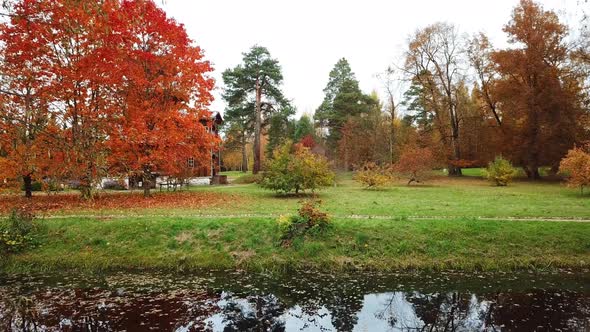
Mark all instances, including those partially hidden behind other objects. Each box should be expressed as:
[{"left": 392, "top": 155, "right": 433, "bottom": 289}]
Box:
[
  {"left": 2, "top": 271, "right": 589, "bottom": 331},
  {"left": 200, "top": 291, "right": 501, "bottom": 331}
]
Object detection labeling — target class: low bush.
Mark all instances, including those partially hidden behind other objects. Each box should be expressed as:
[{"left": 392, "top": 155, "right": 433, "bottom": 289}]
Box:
[
  {"left": 261, "top": 141, "right": 335, "bottom": 194},
  {"left": 277, "top": 200, "right": 331, "bottom": 247},
  {"left": 354, "top": 162, "right": 392, "bottom": 189},
  {"left": 232, "top": 173, "right": 262, "bottom": 184},
  {"left": 485, "top": 156, "right": 517, "bottom": 186},
  {"left": 0, "top": 206, "right": 38, "bottom": 254}
]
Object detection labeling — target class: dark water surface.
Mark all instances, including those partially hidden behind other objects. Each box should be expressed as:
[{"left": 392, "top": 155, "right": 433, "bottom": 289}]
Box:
[{"left": 0, "top": 269, "right": 589, "bottom": 331}]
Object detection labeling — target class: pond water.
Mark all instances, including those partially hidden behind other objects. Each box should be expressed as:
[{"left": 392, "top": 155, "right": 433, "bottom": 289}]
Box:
[{"left": 0, "top": 269, "right": 589, "bottom": 331}]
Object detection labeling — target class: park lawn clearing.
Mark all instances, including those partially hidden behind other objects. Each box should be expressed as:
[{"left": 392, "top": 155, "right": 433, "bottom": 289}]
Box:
[
  {"left": 1, "top": 215, "right": 589, "bottom": 273},
  {"left": 2, "top": 173, "right": 588, "bottom": 219},
  {"left": 188, "top": 174, "right": 590, "bottom": 219},
  {"left": 1, "top": 173, "right": 589, "bottom": 273}
]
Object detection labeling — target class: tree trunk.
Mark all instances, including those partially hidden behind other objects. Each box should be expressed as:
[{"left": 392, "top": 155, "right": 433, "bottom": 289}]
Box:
[
  {"left": 524, "top": 164, "right": 540, "bottom": 180},
  {"left": 241, "top": 134, "right": 249, "bottom": 172},
  {"left": 80, "top": 186, "right": 94, "bottom": 200},
  {"left": 143, "top": 170, "right": 152, "bottom": 198},
  {"left": 23, "top": 174, "right": 33, "bottom": 199},
  {"left": 389, "top": 94, "right": 396, "bottom": 164},
  {"left": 449, "top": 109, "right": 462, "bottom": 177},
  {"left": 80, "top": 164, "right": 95, "bottom": 200},
  {"left": 253, "top": 80, "right": 262, "bottom": 174}
]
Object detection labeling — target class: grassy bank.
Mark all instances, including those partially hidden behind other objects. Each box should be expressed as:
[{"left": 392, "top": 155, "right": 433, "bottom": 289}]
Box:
[
  {"left": 1, "top": 172, "right": 589, "bottom": 273},
  {"left": 1, "top": 215, "right": 589, "bottom": 273}
]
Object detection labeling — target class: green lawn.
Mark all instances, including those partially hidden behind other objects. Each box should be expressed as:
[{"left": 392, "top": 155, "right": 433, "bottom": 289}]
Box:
[
  {"left": 36, "top": 172, "right": 589, "bottom": 219},
  {"left": 1, "top": 172, "right": 589, "bottom": 273},
  {"left": 186, "top": 172, "right": 590, "bottom": 219},
  {"left": 2, "top": 215, "right": 588, "bottom": 273}
]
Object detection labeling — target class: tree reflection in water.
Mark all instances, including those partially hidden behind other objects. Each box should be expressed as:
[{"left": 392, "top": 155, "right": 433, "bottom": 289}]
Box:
[{"left": 0, "top": 271, "right": 589, "bottom": 331}]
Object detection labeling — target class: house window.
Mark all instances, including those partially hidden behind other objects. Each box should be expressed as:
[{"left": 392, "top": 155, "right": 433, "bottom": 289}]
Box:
[{"left": 187, "top": 157, "right": 195, "bottom": 168}]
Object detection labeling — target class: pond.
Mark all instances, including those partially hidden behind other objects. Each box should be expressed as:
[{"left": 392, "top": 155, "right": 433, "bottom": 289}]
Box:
[{"left": 0, "top": 269, "right": 589, "bottom": 331}]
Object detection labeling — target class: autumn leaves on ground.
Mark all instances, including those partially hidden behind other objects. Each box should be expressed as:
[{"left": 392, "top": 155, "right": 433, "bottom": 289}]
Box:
[{"left": 1, "top": 172, "right": 589, "bottom": 273}]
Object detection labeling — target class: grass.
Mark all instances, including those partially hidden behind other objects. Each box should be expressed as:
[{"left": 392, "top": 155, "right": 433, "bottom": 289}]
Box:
[
  {"left": 187, "top": 172, "right": 590, "bottom": 218},
  {"left": 1, "top": 171, "right": 589, "bottom": 273},
  {"left": 2, "top": 215, "right": 588, "bottom": 273}
]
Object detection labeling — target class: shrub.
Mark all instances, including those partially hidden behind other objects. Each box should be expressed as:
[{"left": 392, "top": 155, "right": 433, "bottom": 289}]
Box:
[
  {"left": 354, "top": 162, "right": 392, "bottom": 189},
  {"left": 277, "top": 200, "right": 331, "bottom": 247},
  {"left": 559, "top": 146, "right": 590, "bottom": 195},
  {"left": 484, "top": 156, "right": 517, "bottom": 186},
  {"left": 232, "top": 173, "right": 262, "bottom": 184},
  {"left": 0, "top": 206, "right": 38, "bottom": 254},
  {"left": 393, "top": 147, "right": 436, "bottom": 185},
  {"left": 261, "top": 141, "right": 335, "bottom": 194}
]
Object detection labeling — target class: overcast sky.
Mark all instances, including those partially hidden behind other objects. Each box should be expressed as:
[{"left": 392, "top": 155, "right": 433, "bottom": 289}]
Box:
[{"left": 160, "top": 0, "right": 583, "bottom": 118}]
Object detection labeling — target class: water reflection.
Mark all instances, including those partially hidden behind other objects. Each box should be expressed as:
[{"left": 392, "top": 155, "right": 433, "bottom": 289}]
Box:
[{"left": 0, "top": 271, "right": 589, "bottom": 331}]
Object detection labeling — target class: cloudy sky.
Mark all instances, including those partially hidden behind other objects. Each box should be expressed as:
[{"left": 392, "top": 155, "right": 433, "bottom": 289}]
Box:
[{"left": 160, "top": 0, "right": 583, "bottom": 118}]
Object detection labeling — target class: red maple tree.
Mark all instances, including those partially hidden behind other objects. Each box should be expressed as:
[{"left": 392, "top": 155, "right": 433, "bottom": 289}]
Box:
[{"left": 107, "top": 0, "right": 217, "bottom": 197}]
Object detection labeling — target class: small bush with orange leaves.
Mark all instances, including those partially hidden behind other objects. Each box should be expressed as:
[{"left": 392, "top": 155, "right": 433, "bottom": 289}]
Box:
[
  {"left": 354, "top": 162, "right": 392, "bottom": 189},
  {"left": 559, "top": 145, "right": 590, "bottom": 195},
  {"left": 393, "top": 147, "right": 436, "bottom": 185},
  {"left": 277, "top": 200, "right": 331, "bottom": 247}
]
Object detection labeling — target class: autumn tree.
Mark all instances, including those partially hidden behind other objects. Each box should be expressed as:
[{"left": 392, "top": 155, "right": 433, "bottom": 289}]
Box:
[
  {"left": 107, "top": 0, "right": 216, "bottom": 197},
  {"left": 559, "top": 145, "right": 590, "bottom": 195},
  {"left": 492, "top": 0, "right": 588, "bottom": 179},
  {"left": 222, "top": 46, "right": 287, "bottom": 174},
  {"left": 41, "top": 0, "right": 127, "bottom": 199},
  {"left": 222, "top": 111, "right": 253, "bottom": 172},
  {"left": 404, "top": 22, "right": 465, "bottom": 176},
  {"left": 467, "top": 33, "right": 502, "bottom": 128},
  {"left": 0, "top": 0, "right": 57, "bottom": 198}
]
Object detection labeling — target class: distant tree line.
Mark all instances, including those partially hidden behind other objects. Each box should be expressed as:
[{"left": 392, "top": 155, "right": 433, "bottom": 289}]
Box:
[{"left": 222, "top": 0, "right": 590, "bottom": 181}]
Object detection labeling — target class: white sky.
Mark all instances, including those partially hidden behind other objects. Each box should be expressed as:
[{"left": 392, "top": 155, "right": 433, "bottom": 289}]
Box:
[{"left": 160, "top": 0, "right": 584, "bottom": 118}]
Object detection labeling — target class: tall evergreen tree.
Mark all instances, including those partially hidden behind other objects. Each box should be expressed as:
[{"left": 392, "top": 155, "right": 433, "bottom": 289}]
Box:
[
  {"left": 315, "top": 58, "right": 375, "bottom": 152},
  {"left": 222, "top": 46, "right": 286, "bottom": 174},
  {"left": 293, "top": 114, "right": 315, "bottom": 142}
]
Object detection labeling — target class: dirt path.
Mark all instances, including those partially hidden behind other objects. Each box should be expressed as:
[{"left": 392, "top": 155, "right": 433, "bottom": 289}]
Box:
[{"left": 32, "top": 213, "right": 590, "bottom": 223}]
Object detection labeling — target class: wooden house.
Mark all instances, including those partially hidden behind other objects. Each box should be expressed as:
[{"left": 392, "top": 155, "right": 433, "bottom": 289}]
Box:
[{"left": 192, "top": 111, "right": 223, "bottom": 177}]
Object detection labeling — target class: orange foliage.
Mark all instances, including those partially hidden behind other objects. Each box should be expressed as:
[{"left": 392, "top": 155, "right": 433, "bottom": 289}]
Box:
[
  {"left": 300, "top": 135, "right": 316, "bottom": 149},
  {"left": 0, "top": 0, "right": 218, "bottom": 199},
  {"left": 393, "top": 147, "right": 436, "bottom": 184},
  {"left": 559, "top": 145, "right": 590, "bottom": 195},
  {"left": 0, "top": 192, "right": 236, "bottom": 214},
  {"left": 448, "top": 159, "right": 482, "bottom": 168},
  {"left": 107, "top": 0, "right": 217, "bottom": 193}
]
